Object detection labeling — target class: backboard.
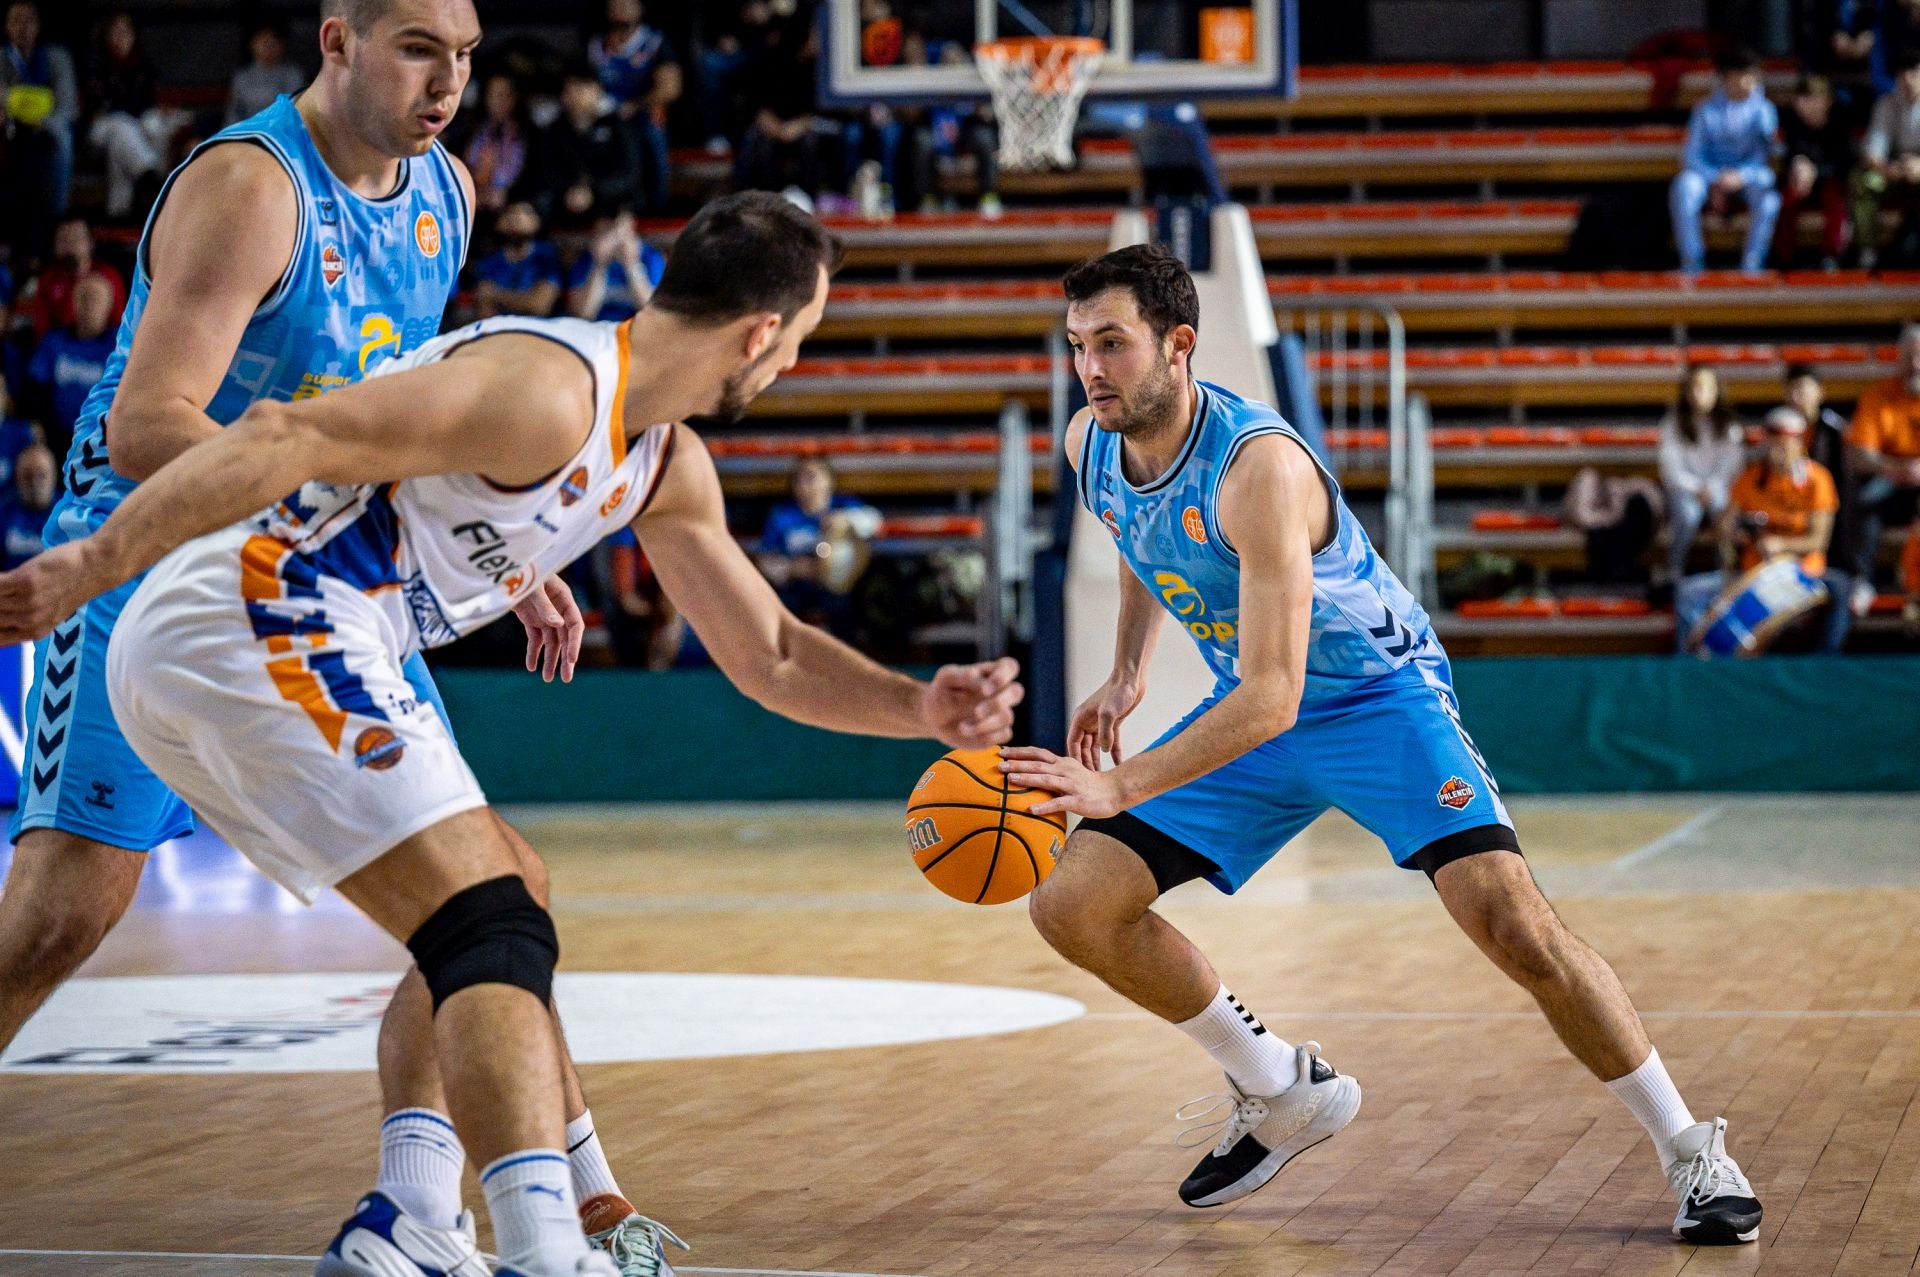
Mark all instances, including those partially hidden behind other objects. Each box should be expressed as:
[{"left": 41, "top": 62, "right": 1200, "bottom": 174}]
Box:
[{"left": 820, "top": 0, "right": 1294, "bottom": 107}]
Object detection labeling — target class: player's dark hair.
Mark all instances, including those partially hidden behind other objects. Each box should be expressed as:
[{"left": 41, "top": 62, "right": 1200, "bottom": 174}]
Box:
[
  {"left": 320, "top": 0, "right": 409, "bottom": 35},
  {"left": 651, "top": 191, "right": 843, "bottom": 326},
  {"left": 1061, "top": 243, "right": 1200, "bottom": 340},
  {"left": 1714, "top": 43, "right": 1762, "bottom": 75},
  {"left": 1783, "top": 361, "right": 1819, "bottom": 385}
]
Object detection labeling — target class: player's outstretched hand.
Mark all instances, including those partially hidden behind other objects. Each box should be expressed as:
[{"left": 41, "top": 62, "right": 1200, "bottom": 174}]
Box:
[
  {"left": 0, "top": 544, "right": 91, "bottom": 646},
  {"left": 513, "top": 576, "right": 584, "bottom": 683},
  {"left": 1066, "top": 674, "right": 1145, "bottom": 772},
  {"left": 999, "top": 746, "right": 1125, "bottom": 820},
  {"left": 922, "top": 656, "right": 1023, "bottom": 749}
]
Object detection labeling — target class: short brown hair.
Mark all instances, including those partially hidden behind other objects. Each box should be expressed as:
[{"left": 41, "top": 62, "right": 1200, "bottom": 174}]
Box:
[
  {"left": 652, "top": 191, "right": 844, "bottom": 326},
  {"left": 1061, "top": 243, "right": 1200, "bottom": 339},
  {"left": 320, "top": 0, "right": 396, "bottom": 35}
]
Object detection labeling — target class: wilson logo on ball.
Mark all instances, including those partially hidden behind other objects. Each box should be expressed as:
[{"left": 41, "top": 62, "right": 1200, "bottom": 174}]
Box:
[{"left": 905, "top": 816, "right": 941, "bottom": 852}]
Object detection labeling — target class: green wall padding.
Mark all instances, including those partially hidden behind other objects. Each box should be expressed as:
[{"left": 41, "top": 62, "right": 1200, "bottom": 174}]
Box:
[{"left": 435, "top": 656, "right": 1920, "bottom": 803}]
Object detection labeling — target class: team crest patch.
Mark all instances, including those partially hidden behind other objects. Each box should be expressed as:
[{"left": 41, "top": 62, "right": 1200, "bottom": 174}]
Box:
[
  {"left": 415, "top": 211, "right": 441, "bottom": 258},
  {"left": 1436, "top": 776, "right": 1476, "bottom": 811},
  {"left": 558, "top": 466, "right": 590, "bottom": 507},
  {"left": 353, "top": 727, "right": 405, "bottom": 771},
  {"left": 1183, "top": 506, "right": 1208, "bottom": 544},
  {"left": 1101, "top": 508, "right": 1121, "bottom": 538},
  {"left": 320, "top": 242, "right": 347, "bottom": 287}
]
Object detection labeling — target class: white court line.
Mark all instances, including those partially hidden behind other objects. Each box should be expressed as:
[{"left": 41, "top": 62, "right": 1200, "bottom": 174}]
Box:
[
  {"left": 1083, "top": 1008, "right": 1920, "bottom": 1022},
  {"left": 1613, "top": 803, "right": 1725, "bottom": 869},
  {"left": 0, "top": 1252, "right": 927, "bottom": 1277}
]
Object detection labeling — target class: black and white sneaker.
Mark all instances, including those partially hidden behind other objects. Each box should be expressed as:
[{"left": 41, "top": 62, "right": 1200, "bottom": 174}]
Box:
[
  {"left": 1176, "top": 1042, "right": 1361, "bottom": 1208},
  {"left": 1667, "top": 1117, "right": 1762, "bottom": 1245}
]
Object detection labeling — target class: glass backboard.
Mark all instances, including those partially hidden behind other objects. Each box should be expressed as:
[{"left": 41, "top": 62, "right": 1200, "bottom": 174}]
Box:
[{"left": 820, "top": 0, "right": 1294, "bottom": 106}]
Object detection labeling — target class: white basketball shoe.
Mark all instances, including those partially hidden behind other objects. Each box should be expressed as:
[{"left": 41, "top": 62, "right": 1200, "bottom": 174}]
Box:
[
  {"left": 1176, "top": 1041, "right": 1362, "bottom": 1207},
  {"left": 1667, "top": 1117, "right": 1762, "bottom": 1244},
  {"left": 313, "top": 1191, "right": 492, "bottom": 1276},
  {"left": 590, "top": 1209, "right": 690, "bottom": 1277}
]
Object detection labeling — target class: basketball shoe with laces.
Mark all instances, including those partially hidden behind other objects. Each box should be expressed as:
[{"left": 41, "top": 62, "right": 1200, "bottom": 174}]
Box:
[
  {"left": 1175, "top": 1041, "right": 1362, "bottom": 1207},
  {"left": 581, "top": 1193, "right": 690, "bottom": 1277},
  {"left": 313, "top": 1191, "right": 492, "bottom": 1276},
  {"left": 1667, "top": 1117, "right": 1762, "bottom": 1244}
]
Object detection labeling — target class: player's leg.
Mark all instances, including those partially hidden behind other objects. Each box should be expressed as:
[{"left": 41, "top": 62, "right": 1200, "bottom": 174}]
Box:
[
  {"left": 0, "top": 832, "right": 145, "bottom": 1049},
  {"left": 1, "top": 581, "right": 196, "bottom": 1051},
  {"left": 1332, "top": 663, "right": 1760, "bottom": 1244},
  {"left": 1025, "top": 713, "right": 1360, "bottom": 1208}
]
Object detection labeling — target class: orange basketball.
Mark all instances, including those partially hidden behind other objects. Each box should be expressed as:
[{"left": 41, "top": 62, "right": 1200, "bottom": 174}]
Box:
[{"left": 905, "top": 748, "right": 1066, "bottom": 905}]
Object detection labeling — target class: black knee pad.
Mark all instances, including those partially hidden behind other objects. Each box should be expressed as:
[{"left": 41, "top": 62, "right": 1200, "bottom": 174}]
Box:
[{"left": 406, "top": 875, "right": 558, "bottom": 1012}]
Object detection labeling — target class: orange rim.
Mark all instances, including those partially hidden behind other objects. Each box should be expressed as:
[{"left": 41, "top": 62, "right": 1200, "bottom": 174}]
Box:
[{"left": 976, "top": 35, "right": 1104, "bottom": 92}]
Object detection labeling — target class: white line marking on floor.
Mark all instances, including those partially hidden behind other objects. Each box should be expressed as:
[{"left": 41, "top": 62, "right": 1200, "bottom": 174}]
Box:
[
  {"left": 0, "top": 1251, "right": 929, "bottom": 1277},
  {"left": 1614, "top": 804, "right": 1725, "bottom": 868},
  {"left": 1082, "top": 1008, "right": 1920, "bottom": 1022}
]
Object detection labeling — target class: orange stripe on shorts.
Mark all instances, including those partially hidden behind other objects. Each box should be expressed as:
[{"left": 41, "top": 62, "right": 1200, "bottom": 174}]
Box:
[{"left": 266, "top": 654, "right": 347, "bottom": 753}]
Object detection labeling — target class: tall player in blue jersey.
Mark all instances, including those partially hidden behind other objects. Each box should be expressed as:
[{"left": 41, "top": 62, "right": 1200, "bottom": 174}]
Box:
[
  {"left": 0, "top": 2, "right": 678, "bottom": 1272},
  {"left": 1003, "top": 246, "right": 1764, "bottom": 1246}
]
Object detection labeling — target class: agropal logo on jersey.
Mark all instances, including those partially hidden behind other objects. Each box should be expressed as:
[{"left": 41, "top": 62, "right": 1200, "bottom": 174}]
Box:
[
  {"left": 1182, "top": 506, "right": 1208, "bottom": 545},
  {"left": 415, "top": 211, "right": 441, "bottom": 258},
  {"left": 1154, "top": 570, "right": 1235, "bottom": 643}
]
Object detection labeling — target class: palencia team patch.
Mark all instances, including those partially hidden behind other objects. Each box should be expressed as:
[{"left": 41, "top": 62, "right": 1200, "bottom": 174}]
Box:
[{"left": 1436, "top": 776, "right": 1476, "bottom": 810}]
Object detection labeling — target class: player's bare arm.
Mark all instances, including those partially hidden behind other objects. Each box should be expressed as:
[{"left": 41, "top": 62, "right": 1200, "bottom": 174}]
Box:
[
  {"left": 101, "top": 143, "right": 300, "bottom": 481},
  {"left": 1061, "top": 408, "right": 1163, "bottom": 770},
  {"left": 637, "top": 423, "right": 1022, "bottom": 749},
  {"left": 0, "top": 336, "right": 593, "bottom": 641},
  {"left": 1005, "top": 433, "right": 1323, "bottom": 818}
]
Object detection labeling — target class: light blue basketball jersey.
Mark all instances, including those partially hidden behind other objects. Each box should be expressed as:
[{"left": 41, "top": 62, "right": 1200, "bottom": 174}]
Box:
[
  {"left": 15, "top": 94, "right": 467, "bottom": 853},
  {"left": 57, "top": 94, "right": 469, "bottom": 525},
  {"left": 1077, "top": 379, "right": 1437, "bottom": 707}
]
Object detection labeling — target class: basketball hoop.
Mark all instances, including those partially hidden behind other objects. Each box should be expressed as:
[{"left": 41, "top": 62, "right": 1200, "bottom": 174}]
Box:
[{"left": 975, "top": 36, "right": 1104, "bottom": 172}]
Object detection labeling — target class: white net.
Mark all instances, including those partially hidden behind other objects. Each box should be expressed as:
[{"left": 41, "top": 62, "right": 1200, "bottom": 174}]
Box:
[{"left": 975, "top": 37, "right": 1105, "bottom": 172}]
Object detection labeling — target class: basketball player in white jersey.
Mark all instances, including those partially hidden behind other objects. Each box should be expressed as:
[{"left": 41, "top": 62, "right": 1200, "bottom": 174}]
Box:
[
  {"left": 0, "top": 1, "right": 673, "bottom": 1269},
  {"left": 0, "top": 191, "right": 1022, "bottom": 1277}
]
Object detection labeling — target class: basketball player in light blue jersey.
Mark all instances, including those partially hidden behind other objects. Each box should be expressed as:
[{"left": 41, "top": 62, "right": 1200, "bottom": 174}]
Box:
[
  {"left": 1003, "top": 245, "right": 1764, "bottom": 1246},
  {"left": 0, "top": 2, "right": 678, "bottom": 1272}
]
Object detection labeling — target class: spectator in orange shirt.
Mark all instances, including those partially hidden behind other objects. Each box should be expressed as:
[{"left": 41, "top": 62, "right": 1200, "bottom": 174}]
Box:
[
  {"left": 1846, "top": 323, "right": 1920, "bottom": 611},
  {"left": 1676, "top": 406, "right": 1850, "bottom": 652}
]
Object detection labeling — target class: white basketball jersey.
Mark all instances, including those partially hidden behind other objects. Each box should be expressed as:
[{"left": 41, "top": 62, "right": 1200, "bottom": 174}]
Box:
[{"left": 253, "top": 315, "right": 672, "bottom": 651}]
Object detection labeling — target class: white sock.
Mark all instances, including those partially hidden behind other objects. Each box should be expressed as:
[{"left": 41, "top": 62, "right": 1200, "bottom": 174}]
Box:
[
  {"left": 375, "top": 1108, "right": 466, "bottom": 1230},
  {"left": 1174, "top": 985, "right": 1298, "bottom": 1096},
  {"left": 480, "top": 1150, "right": 590, "bottom": 1271},
  {"left": 1605, "top": 1047, "right": 1697, "bottom": 1167},
  {"left": 565, "top": 1110, "right": 625, "bottom": 1206}
]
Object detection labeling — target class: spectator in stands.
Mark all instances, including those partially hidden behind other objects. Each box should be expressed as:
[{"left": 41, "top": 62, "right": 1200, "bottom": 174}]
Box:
[
  {"left": 697, "top": 0, "right": 772, "bottom": 149},
  {"left": 1852, "top": 50, "right": 1920, "bottom": 269},
  {"left": 1873, "top": 0, "right": 1920, "bottom": 96},
  {"left": 527, "top": 62, "right": 641, "bottom": 228},
  {"left": 25, "top": 271, "right": 113, "bottom": 461},
  {"left": 0, "top": 375, "right": 44, "bottom": 494},
  {"left": 1776, "top": 73, "right": 1854, "bottom": 269},
  {"left": 1, "top": 1, "right": 74, "bottom": 216},
  {"left": 85, "top": 11, "right": 171, "bottom": 220},
  {"left": 1675, "top": 406, "right": 1849, "bottom": 652},
  {"left": 464, "top": 72, "right": 533, "bottom": 213},
  {"left": 227, "top": 19, "right": 305, "bottom": 125},
  {"left": 735, "top": 17, "right": 829, "bottom": 204},
  {"left": 1799, "top": 0, "right": 1877, "bottom": 76},
  {"left": 756, "top": 458, "right": 881, "bottom": 640},
  {"left": 589, "top": 0, "right": 681, "bottom": 213},
  {"left": 604, "top": 527, "right": 685, "bottom": 669},
  {"left": 1784, "top": 362, "right": 1858, "bottom": 593},
  {"left": 1659, "top": 364, "right": 1748, "bottom": 589},
  {"left": 568, "top": 203, "right": 664, "bottom": 321},
  {"left": 20, "top": 215, "right": 124, "bottom": 339},
  {"left": 473, "top": 201, "right": 563, "bottom": 319},
  {"left": 1671, "top": 46, "right": 1781, "bottom": 275},
  {"left": 1846, "top": 323, "right": 1920, "bottom": 608},
  {"left": 892, "top": 34, "right": 1002, "bottom": 216},
  {"left": 1, "top": 438, "right": 50, "bottom": 567}
]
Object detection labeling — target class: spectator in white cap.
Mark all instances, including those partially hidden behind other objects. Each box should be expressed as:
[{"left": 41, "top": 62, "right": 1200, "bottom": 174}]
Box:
[{"left": 1675, "top": 405, "right": 1851, "bottom": 652}]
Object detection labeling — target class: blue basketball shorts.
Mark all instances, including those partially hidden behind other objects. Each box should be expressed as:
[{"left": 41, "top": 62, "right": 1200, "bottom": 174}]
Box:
[
  {"left": 10, "top": 506, "right": 451, "bottom": 853},
  {"left": 1115, "top": 653, "right": 1512, "bottom": 894}
]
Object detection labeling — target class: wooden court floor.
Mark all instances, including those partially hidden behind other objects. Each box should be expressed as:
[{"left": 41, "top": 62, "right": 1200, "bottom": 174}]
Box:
[{"left": 3, "top": 794, "right": 1920, "bottom": 1276}]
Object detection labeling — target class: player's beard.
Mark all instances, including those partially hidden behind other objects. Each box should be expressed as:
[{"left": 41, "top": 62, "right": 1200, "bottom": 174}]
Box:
[
  {"left": 688, "top": 346, "right": 780, "bottom": 428},
  {"left": 1109, "top": 358, "right": 1184, "bottom": 441}
]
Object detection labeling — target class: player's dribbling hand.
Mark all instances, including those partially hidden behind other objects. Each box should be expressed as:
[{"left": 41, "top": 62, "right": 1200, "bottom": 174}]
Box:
[
  {"left": 0, "top": 544, "right": 91, "bottom": 645},
  {"left": 922, "top": 656, "right": 1023, "bottom": 749},
  {"left": 998, "top": 746, "right": 1125, "bottom": 820},
  {"left": 1066, "top": 674, "right": 1145, "bottom": 772},
  {"left": 512, "top": 576, "right": 584, "bottom": 683}
]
